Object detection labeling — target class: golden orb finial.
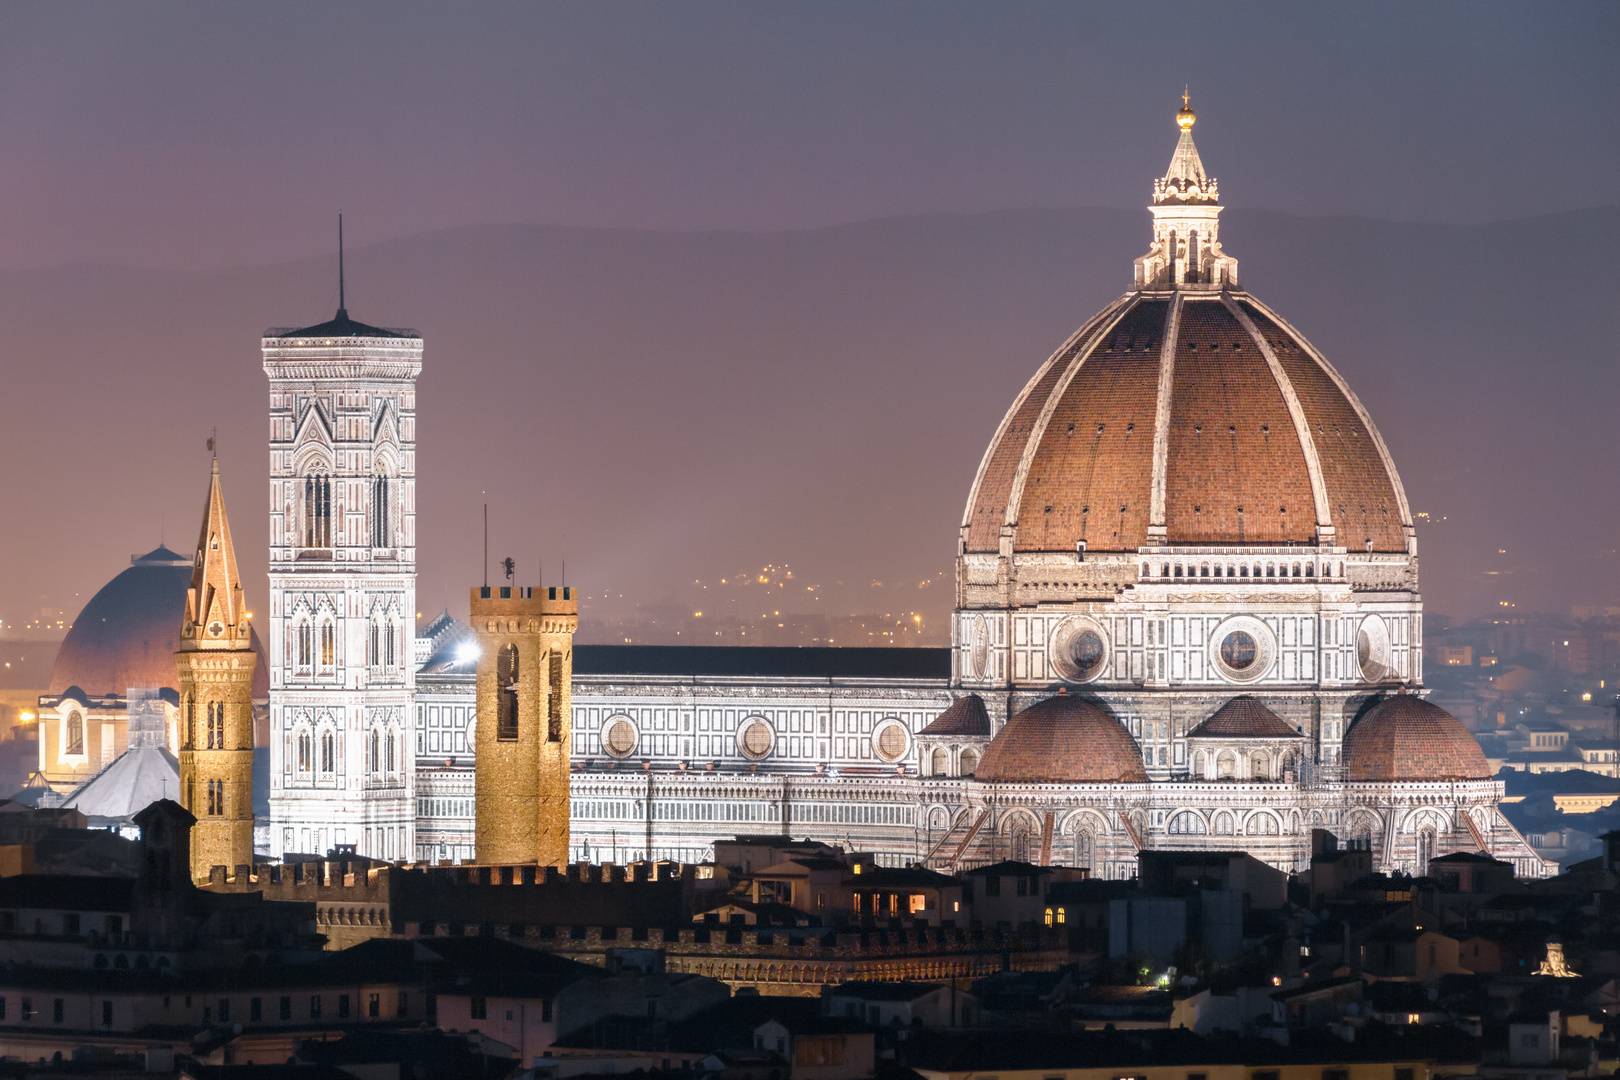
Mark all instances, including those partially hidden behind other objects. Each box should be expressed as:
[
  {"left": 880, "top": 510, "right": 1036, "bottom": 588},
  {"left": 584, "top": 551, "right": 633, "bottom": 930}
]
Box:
[{"left": 1177, "top": 86, "right": 1195, "bottom": 131}]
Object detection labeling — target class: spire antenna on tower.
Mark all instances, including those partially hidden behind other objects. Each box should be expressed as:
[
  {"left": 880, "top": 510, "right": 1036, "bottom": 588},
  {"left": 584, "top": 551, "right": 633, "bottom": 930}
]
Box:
[
  {"left": 338, "top": 212, "right": 346, "bottom": 316},
  {"left": 1183, "top": 85, "right": 1189, "bottom": 108}
]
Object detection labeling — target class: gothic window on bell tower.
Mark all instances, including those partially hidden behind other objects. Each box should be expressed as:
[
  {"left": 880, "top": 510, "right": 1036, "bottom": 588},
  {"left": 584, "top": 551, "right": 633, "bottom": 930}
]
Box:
[
  {"left": 207, "top": 701, "right": 224, "bottom": 749},
  {"left": 301, "top": 473, "right": 332, "bottom": 549},
  {"left": 372, "top": 473, "right": 391, "bottom": 549},
  {"left": 296, "top": 619, "right": 313, "bottom": 672},
  {"left": 319, "top": 620, "right": 335, "bottom": 670}
]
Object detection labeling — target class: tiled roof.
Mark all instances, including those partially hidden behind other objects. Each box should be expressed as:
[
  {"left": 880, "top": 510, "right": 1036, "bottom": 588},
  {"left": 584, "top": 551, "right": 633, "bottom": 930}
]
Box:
[
  {"left": 962, "top": 292, "right": 1411, "bottom": 554},
  {"left": 1343, "top": 696, "right": 1490, "bottom": 782},
  {"left": 269, "top": 309, "right": 418, "bottom": 339},
  {"left": 1187, "top": 696, "right": 1302, "bottom": 739},
  {"left": 976, "top": 695, "right": 1148, "bottom": 784},
  {"left": 572, "top": 645, "right": 950, "bottom": 680},
  {"left": 919, "top": 694, "right": 991, "bottom": 737}
]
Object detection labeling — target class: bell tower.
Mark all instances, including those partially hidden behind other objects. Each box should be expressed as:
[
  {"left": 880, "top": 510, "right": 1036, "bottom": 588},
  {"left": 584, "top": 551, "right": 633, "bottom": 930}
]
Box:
[
  {"left": 175, "top": 457, "right": 257, "bottom": 882},
  {"left": 263, "top": 237, "right": 422, "bottom": 863},
  {"left": 470, "top": 585, "right": 577, "bottom": 865}
]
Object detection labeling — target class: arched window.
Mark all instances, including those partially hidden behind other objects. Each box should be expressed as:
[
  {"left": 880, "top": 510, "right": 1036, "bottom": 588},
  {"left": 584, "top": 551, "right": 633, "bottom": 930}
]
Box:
[
  {"left": 297, "top": 622, "right": 313, "bottom": 670},
  {"left": 1416, "top": 826, "right": 1437, "bottom": 877},
  {"left": 301, "top": 473, "right": 332, "bottom": 549},
  {"left": 1168, "top": 812, "right": 1207, "bottom": 835},
  {"left": 183, "top": 695, "right": 195, "bottom": 750},
  {"left": 1216, "top": 750, "right": 1236, "bottom": 779},
  {"left": 369, "top": 728, "right": 380, "bottom": 773},
  {"left": 930, "top": 747, "right": 949, "bottom": 776},
  {"left": 385, "top": 623, "right": 396, "bottom": 668},
  {"left": 320, "top": 621, "right": 335, "bottom": 669},
  {"left": 207, "top": 701, "right": 225, "bottom": 749},
  {"left": 371, "top": 473, "right": 391, "bottom": 549},
  {"left": 1250, "top": 750, "right": 1270, "bottom": 779},
  {"left": 320, "top": 731, "right": 335, "bottom": 774},
  {"left": 1245, "top": 813, "right": 1280, "bottom": 836},
  {"left": 368, "top": 622, "right": 379, "bottom": 667},
  {"left": 1187, "top": 230, "right": 1200, "bottom": 281},
  {"left": 959, "top": 748, "right": 980, "bottom": 776},
  {"left": 1072, "top": 830, "right": 1092, "bottom": 870},
  {"left": 385, "top": 729, "right": 396, "bottom": 772},
  {"left": 297, "top": 731, "right": 311, "bottom": 773},
  {"left": 497, "top": 644, "right": 520, "bottom": 741},
  {"left": 65, "top": 710, "right": 84, "bottom": 756}
]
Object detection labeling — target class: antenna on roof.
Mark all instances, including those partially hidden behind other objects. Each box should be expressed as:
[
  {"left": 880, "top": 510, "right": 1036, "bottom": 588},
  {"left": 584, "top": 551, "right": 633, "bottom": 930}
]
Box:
[
  {"left": 337, "top": 212, "right": 346, "bottom": 316},
  {"left": 483, "top": 504, "right": 489, "bottom": 588}
]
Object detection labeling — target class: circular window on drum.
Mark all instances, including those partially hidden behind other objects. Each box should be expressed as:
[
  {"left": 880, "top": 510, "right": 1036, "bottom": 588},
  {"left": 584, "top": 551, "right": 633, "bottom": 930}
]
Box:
[
  {"left": 737, "top": 718, "right": 774, "bottom": 760},
  {"left": 1050, "top": 616, "right": 1110, "bottom": 683},
  {"left": 602, "top": 716, "right": 638, "bottom": 758},
  {"left": 873, "top": 720, "right": 909, "bottom": 763},
  {"left": 1209, "top": 616, "right": 1276, "bottom": 683},
  {"left": 1357, "top": 615, "right": 1391, "bottom": 683}
]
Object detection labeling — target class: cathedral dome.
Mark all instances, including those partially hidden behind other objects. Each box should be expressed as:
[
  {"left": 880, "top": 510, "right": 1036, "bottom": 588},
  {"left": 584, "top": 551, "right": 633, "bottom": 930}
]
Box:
[
  {"left": 49, "top": 546, "right": 268, "bottom": 698},
  {"left": 960, "top": 107, "right": 1412, "bottom": 559},
  {"left": 976, "top": 695, "right": 1148, "bottom": 784},
  {"left": 1342, "top": 696, "right": 1489, "bottom": 782}
]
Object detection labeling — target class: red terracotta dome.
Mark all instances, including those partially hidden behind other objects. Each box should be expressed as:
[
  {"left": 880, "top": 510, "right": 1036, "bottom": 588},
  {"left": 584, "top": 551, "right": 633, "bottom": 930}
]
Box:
[
  {"left": 961, "top": 292, "right": 1411, "bottom": 555},
  {"left": 1343, "top": 696, "right": 1489, "bottom": 782},
  {"left": 50, "top": 546, "right": 269, "bottom": 698},
  {"left": 976, "top": 695, "right": 1148, "bottom": 784}
]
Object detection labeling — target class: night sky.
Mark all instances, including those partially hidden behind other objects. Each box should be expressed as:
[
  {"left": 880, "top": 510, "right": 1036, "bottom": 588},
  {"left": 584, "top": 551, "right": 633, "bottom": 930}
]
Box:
[{"left": 1, "top": 3, "right": 1615, "bottom": 637}]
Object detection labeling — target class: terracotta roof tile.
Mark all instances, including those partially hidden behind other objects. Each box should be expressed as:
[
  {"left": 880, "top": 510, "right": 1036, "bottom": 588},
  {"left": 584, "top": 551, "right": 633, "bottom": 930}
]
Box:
[
  {"left": 976, "top": 695, "right": 1147, "bottom": 784},
  {"left": 1344, "top": 696, "right": 1489, "bottom": 781},
  {"left": 919, "top": 694, "right": 991, "bottom": 737},
  {"left": 1187, "top": 695, "right": 1302, "bottom": 739}
]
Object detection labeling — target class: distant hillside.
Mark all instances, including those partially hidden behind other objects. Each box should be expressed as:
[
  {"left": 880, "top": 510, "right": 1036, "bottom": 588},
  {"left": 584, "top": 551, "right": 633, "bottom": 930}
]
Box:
[{"left": 0, "top": 206, "right": 1614, "bottom": 627}]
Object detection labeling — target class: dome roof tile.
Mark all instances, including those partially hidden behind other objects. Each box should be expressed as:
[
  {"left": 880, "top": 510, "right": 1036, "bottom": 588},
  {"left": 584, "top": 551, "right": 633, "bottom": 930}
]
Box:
[
  {"left": 976, "top": 695, "right": 1147, "bottom": 784},
  {"left": 1187, "top": 696, "right": 1302, "bottom": 739},
  {"left": 1343, "top": 696, "right": 1489, "bottom": 782}
]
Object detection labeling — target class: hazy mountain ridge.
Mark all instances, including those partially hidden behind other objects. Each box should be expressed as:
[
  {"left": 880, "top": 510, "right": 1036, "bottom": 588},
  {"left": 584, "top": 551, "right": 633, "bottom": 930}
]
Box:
[{"left": 1, "top": 206, "right": 1614, "bottom": 633}]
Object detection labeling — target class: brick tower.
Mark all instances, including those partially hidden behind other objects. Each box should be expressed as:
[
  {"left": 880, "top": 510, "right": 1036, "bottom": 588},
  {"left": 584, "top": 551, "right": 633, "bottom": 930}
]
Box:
[
  {"left": 176, "top": 457, "right": 257, "bottom": 881},
  {"left": 470, "top": 585, "right": 577, "bottom": 865}
]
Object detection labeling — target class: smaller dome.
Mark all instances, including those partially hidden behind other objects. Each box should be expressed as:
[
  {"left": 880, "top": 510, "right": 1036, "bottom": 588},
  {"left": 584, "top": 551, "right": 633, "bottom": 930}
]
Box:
[
  {"left": 976, "top": 695, "right": 1147, "bottom": 784},
  {"left": 919, "top": 695, "right": 990, "bottom": 738},
  {"left": 1343, "top": 696, "right": 1489, "bottom": 782},
  {"left": 1187, "top": 696, "right": 1302, "bottom": 740}
]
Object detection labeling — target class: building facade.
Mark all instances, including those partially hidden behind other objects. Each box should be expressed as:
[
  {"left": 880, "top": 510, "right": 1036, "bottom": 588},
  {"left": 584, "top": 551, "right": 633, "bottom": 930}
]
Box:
[
  {"left": 263, "top": 304, "right": 422, "bottom": 862},
  {"left": 405, "top": 102, "right": 1549, "bottom": 881}
]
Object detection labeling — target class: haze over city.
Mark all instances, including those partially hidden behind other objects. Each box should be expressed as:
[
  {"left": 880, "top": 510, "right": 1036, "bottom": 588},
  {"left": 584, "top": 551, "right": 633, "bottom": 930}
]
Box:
[{"left": 0, "top": 2, "right": 1615, "bottom": 641}]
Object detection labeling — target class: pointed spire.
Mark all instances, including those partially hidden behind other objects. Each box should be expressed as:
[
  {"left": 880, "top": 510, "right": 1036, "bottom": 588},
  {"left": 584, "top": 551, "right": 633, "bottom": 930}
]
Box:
[
  {"left": 179, "top": 455, "right": 252, "bottom": 651},
  {"left": 1158, "top": 90, "right": 1214, "bottom": 202},
  {"left": 337, "top": 211, "right": 347, "bottom": 319}
]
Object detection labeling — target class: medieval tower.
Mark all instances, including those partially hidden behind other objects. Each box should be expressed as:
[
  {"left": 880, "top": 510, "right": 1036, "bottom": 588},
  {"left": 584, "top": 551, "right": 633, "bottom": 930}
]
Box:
[
  {"left": 264, "top": 285, "right": 421, "bottom": 862},
  {"left": 471, "top": 585, "right": 577, "bottom": 865},
  {"left": 175, "top": 457, "right": 257, "bottom": 881}
]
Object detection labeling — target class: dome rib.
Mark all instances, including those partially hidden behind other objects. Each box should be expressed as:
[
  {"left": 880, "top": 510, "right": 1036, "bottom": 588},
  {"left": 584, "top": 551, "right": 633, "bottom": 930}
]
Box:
[
  {"left": 1146, "top": 294, "right": 1184, "bottom": 539},
  {"left": 961, "top": 294, "right": 1134, "bottom": 554},
  {"left": 1242, "top": 296, "right": 1413, "bottom": 549},
  {"left": 1224, "top": 296, "right": 1336, "bottom": 538},
  {"left": 1004, "top": 298, "right": 1142, "bottom": 550},
  {"left": 1343, "top": 696, "right": 1488, "bottom": 781}
]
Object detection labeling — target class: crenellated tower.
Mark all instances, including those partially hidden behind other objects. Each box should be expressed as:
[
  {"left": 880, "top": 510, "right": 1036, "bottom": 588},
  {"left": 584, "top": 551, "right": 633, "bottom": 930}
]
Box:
[
  {"left": 470, "top": 585, "right": 577, "bottom": 865},
  {"left": 175, "top": 457, "right": 257, "bottom": 881},
  {"left": 264, "top": 272, "right": 422, "bottom": 862}
]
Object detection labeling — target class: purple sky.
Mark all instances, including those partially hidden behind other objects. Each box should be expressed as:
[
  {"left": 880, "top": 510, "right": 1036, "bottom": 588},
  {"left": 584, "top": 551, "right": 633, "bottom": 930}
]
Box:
[
  {"left": 0, "top": 3, "right": 1613, "bottom": 270},
  {"left": 1, "top": 4, "right": 1616, "bottom": 643}
]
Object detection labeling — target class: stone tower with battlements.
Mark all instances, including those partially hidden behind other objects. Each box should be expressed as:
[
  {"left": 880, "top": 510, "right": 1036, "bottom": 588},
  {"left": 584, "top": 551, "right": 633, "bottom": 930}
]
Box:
[
  {"left": 264, "top": 300, "right": 421, "bottom": 862},
  {"left": 470, "top": 585, "right": 577, "bottom": 865},
  {"left": 176, "top": 458, "right": 257, "bottom": 881}
]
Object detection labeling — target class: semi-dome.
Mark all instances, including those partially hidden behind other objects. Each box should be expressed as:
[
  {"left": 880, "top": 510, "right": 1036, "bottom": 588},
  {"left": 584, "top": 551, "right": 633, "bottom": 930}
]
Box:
[
  {"left": 976, "top": 695, "right": 1148, "bottom": 784},
  {"left": 1343, "top": 696, "right": 1489, "bottom": 782},
  {"left": 49, "top": 545, "right": 268, "bottom": 698},
  {"left": 960, "top": 106, "right": 1412, "bottom": 559}
]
